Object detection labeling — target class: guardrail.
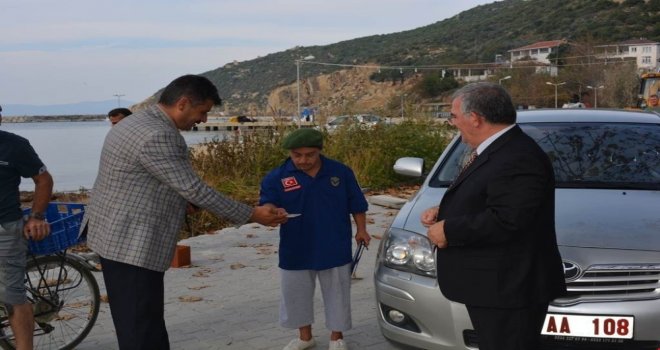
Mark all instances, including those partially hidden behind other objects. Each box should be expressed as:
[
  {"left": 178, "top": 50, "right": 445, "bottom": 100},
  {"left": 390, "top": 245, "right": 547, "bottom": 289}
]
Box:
[{"left": 192, "top": 120, "right": 316, "bottom": 131}]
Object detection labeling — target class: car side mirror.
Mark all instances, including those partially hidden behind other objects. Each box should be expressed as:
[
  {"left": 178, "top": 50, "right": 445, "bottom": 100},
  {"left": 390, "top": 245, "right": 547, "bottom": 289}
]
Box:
[{"left": 393, "top": 157, "right": 425, "bottom": 177}]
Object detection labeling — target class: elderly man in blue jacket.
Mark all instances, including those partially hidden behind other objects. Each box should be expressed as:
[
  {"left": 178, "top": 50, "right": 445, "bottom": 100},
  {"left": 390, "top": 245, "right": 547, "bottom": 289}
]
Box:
[{"left": 260, "top": 128, "right": 370, "bottom": 350}]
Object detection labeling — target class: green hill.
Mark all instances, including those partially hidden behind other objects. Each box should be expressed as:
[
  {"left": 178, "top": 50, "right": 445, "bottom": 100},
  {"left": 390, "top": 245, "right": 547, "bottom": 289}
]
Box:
[{"left": 141, "top": 0, "right": 660, "bottom": 113}]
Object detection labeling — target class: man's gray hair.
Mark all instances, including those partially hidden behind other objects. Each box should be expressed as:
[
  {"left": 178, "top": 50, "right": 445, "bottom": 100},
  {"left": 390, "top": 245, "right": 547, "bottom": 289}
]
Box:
[{"left": 452, "top": 82, "right": 516, "bottom": 125}]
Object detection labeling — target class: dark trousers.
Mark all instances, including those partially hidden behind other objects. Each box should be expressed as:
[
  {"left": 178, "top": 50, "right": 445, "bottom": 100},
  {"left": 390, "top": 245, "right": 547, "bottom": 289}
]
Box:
[
  {"left": 466, "top": 303, "right": 548, "bottom": 350},
  {"left": 101, "top": 257, "right": 170, "bottom": 350}
]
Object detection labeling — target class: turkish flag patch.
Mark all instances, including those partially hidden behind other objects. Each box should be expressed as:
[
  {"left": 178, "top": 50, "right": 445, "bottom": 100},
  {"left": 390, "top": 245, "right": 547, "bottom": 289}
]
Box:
[{"left": 281, "top": 176, "right": 301, "bottom": 192}]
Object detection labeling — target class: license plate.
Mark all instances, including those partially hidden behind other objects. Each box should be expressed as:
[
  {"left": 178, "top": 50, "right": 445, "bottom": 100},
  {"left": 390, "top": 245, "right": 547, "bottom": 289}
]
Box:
[{"left": 542, "top": 313, "right": 634, "bottom": 339}]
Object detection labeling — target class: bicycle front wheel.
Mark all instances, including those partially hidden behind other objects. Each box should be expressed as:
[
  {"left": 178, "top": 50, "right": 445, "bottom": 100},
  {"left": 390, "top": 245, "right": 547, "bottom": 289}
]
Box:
[{"left": 0, "top": 255, "right": 100, "bottom": 350}]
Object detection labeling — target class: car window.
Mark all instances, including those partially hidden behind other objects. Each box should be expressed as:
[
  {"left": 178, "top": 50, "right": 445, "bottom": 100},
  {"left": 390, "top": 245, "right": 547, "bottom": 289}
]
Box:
[
  {"left": 524, "top": 123, "right": 659, "bottom": 188},
  {"left": 328, "top": 116, "right": 349, "bottom": 125},
  {"left": 432, "top": 141, "right": 470, "bottom": 184},
  {"left": 430, "top": 122, "right": 660, "bottom": 189}
]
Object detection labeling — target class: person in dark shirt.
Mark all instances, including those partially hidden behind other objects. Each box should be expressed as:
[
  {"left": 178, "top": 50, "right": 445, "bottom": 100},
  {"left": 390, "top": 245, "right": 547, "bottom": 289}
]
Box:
[
  {"left": 108, "top": 107, "right": 132, "bottom": 126},
  {"left": 0, "top": 126, "right": 53, "bottom": 350}
]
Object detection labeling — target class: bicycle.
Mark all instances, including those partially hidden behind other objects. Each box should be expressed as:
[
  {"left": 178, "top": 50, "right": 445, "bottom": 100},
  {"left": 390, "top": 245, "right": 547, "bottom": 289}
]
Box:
[{"left": 0, "top": 203, "right": 101, "bottom": 350}]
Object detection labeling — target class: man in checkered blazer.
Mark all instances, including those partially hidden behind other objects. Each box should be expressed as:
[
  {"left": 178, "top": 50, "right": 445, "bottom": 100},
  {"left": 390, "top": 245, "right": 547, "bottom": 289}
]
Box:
[{"left": 86, "top": 75, "right": 287, "bottom": 350}]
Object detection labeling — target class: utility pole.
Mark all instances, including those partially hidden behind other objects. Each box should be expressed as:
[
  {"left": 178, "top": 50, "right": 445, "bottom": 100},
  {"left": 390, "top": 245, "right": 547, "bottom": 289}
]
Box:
[
  {"left": 113, "top": 94, "right": 125, "bottom": 107},
  {"left": 545, "top": 82, "right": 566, "bottom": 108},
  {"left": 295, "top": 55, "right": 315, "bottom": 128},
  {"left": 587, "top": 85, "right": 605, "bottom": 108}
]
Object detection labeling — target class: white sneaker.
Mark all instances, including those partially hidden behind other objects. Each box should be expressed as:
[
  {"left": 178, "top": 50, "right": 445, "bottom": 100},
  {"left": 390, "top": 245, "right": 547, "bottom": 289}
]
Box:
[
  {"left": 328, "top": 339, "right": 348, "bottom": 350},
  {"left": 283, "top": 338, "right": 316, "bottom": 350}
]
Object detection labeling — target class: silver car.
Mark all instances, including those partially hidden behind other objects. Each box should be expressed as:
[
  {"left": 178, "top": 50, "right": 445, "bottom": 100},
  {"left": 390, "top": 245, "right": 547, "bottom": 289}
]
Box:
[
  {"left": 325, "top": 114, "right": 382, "bottom": 131},
  {"left": 374, "top": 109, "right": 660, "bottom": 349}
]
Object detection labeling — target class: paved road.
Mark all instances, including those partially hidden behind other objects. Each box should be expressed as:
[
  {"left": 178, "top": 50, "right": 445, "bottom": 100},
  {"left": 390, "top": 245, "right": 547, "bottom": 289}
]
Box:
[{"left": 77, "top": 201, "right": 416, "bottom": 350}]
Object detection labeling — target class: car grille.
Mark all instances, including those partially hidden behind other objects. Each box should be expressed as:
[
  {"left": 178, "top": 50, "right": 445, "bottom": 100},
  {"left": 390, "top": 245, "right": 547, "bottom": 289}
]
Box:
[{"left": 554, "top": 265, "right": 660, "bottom": 305}]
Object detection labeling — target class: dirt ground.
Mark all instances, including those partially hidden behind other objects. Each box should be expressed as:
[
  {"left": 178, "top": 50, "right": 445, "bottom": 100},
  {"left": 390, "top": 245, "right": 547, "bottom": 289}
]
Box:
[{"left": 20, "top": 184, "right": 419, "bottom": 208}]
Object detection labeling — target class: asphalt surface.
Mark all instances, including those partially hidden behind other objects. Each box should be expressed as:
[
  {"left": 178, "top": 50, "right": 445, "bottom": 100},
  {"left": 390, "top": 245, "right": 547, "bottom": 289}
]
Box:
[{"left": 75, "top": 200, "right": 416, "bottom": 350}]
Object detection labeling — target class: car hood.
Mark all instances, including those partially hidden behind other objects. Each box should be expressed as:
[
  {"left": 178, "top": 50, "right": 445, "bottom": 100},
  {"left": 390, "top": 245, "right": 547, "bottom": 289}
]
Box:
[{"left": 395, "top": 187, "right": 660, "bottom": 252}]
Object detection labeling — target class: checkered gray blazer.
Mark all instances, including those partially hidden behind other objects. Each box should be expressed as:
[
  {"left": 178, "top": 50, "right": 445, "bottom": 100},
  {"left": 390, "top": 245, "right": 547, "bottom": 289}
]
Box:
[{"left": 86, "top": 105, "right": 252, "bottom": 272}]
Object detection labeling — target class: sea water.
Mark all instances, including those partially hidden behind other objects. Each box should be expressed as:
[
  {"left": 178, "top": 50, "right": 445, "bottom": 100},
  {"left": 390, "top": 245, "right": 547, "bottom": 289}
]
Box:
[{"left": 2, "top": 121, "right": 230, "bottom": 191}]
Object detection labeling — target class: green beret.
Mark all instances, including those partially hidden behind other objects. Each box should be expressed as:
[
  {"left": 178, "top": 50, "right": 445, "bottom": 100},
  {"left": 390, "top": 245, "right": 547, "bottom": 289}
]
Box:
[{"left": 282, "top": 128, "right": 323, "bottom": 149}]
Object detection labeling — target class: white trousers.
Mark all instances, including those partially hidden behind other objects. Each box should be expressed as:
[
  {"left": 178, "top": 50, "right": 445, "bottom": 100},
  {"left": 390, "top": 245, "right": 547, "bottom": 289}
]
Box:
[{"left": 279, "top": 263, "right": 352, "bottom": 331}]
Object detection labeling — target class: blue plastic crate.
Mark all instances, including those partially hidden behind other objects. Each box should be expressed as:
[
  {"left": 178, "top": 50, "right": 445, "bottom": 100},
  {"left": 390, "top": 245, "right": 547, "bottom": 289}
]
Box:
[{"left": 22, "top": 202, "right": 86, "bottom": 255}]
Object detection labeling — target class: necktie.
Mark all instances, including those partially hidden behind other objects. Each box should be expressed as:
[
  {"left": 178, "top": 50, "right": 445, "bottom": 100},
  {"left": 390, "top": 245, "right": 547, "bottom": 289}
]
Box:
[
  {"left": 448, "top": 150, "right": 478, "bottom": 189},
  {"left": 459, "top": 150, "right": 478, "bottom": 174}
]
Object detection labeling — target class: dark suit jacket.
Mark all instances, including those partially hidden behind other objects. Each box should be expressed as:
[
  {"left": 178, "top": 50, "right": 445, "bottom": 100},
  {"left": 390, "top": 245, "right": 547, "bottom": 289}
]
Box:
[{"left": 436, "top": 125, "right": 566, "bottom": 308}]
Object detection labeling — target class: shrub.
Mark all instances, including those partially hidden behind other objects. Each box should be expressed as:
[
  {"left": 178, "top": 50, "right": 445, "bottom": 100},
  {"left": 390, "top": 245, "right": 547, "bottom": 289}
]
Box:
[{"left": 183, "top": 117, "right": 454, "bottom": 237}]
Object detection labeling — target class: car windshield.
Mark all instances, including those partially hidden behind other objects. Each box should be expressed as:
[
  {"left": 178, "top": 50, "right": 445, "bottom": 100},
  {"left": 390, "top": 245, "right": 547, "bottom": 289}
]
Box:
[
  {"left": 328, "top": 116, "right": 352, "bottom": 125},
  {"left": 431, "top": 122, "right": 660, "bottom": 190},
  {"left": 361, "top": 115, "right": 380, "bottom": 123}
]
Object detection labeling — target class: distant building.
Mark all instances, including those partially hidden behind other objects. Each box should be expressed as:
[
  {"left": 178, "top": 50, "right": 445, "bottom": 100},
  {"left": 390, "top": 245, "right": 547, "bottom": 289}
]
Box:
[
  {"left": 507, "top": 40, "right": 565, "bottom": 76},
  {"left": 594, "top": 38, "right": 660, "bottom": 71},
  {"left": 441, "top": 38, "right": 659, "bottom": 83},
  {"left": 508, "top": 40, "right": 565, "bottom": 64}
]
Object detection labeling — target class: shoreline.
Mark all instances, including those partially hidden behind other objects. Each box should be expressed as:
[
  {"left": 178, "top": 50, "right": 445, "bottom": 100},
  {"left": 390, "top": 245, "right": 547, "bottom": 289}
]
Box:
[{"left": 2, "top": 115, "right": 106, "bottom": 123}]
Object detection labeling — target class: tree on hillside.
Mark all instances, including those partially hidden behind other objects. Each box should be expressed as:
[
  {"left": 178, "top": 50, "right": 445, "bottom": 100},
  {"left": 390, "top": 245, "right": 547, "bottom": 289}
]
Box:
[
  {"left": 546, "top": 43, "right": 571, "bottom": 67},
  {"left": 415, "top": 73, "right": 459, "bottom": 98},
  {"left": 556, "top": 39, "right": 607, "bottom": 105},
  {"left": 647, "top": 0, "right": 660, "bottom": 11},
  {"left": 369, "top": 69, "right": 409, "bottom": 85},
  {"left": 600, "top": 62, "right": 639, "bottom": 108},
  {"left": 553, "top": 38, "right": 639, "bottom": 108},
  {"left": 624, "top": 0, "right": 645, "bottom": 6},
  {"left": 505, "top": 65, "right": 555, "bottom": 108}
]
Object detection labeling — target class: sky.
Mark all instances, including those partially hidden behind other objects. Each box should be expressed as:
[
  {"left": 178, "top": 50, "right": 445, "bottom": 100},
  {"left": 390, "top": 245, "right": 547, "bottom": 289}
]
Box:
[{"left": 0, "top": 0, "right": 494, "bottom": 106}]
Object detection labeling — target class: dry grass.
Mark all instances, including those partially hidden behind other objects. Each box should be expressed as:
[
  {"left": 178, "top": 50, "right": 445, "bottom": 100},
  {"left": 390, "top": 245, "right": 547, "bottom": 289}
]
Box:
[
  {"left": 21, "top": 117, "right": 454, "bottom": 239},
  {"left": 183, "top": 116, "right": 454, "bottom": 237}
]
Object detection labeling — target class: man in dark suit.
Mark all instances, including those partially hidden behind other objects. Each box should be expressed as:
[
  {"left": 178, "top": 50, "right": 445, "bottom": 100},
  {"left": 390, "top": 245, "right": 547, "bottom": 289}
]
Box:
[{"left": 421, "top": 82, "right": 566, "bottom": 350}]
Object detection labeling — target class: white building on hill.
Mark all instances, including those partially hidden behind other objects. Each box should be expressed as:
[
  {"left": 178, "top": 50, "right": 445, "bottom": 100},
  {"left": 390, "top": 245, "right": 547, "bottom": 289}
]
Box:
[
  {"left": 594, "top": 38, "right": 660, "bottom": 71},
  {"left": 508, "top": 40, "right": 565, "bottom": 64},
  {"left": 507, "top": 40, "right": 565, "bottom": 76}
]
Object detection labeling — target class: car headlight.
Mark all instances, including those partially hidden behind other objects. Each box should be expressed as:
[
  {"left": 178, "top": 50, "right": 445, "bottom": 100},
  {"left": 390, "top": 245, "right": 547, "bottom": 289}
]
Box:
[{"left": 381, "top": 228, "right": 436, "bottom": 277}]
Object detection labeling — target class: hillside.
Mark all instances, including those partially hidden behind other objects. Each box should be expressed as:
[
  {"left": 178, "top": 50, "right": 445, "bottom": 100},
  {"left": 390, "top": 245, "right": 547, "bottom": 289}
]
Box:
[{"left": 135, "top": 0, "right": 660, "bottom": 115}]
